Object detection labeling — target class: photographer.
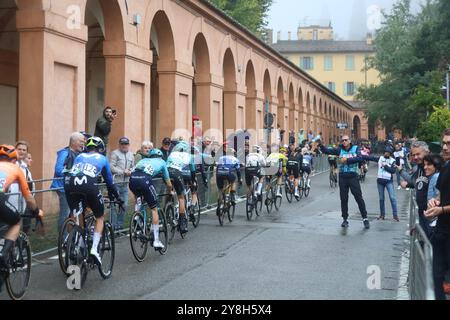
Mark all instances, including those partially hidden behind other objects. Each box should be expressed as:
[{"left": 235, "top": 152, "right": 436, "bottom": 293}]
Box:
[{"left": 94, "top": 106, "right": 117, "bottom": 152}]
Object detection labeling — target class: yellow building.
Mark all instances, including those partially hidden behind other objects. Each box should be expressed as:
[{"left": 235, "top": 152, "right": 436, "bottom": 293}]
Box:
[{"left": 272, "top": 25, "right": 384, "bottom": 140}]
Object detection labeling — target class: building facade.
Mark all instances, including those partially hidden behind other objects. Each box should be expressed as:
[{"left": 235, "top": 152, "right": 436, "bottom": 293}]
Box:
[
  {"left": 0, "top": 0, "right": 363, "bottom": 187},
  {"left": 272, "top": 25, "right": 385, "bottom": 141}
]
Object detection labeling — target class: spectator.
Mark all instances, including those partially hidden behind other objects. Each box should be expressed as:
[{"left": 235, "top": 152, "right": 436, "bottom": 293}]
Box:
[
  {"left": 376, "top": 145, "right": 399, "bottom": 221},
  {"left": 399, "top": 141, "right": 430, "bottom": 236},
  {"left": 425, "top": 128, "right": 450, "bottom": 300},
  {"left": 394, "top": 142, "right": 406, "bottom": 190},
  {"left": 307, "top": 130, "right": 314, "bottom": 142},
  {"left": 423, "top": 154, "right": 443, "bottom": 235},
  {"left": 161, "top": 137, "right": 172, "bottom": 161},
  {"left": 298, "top": 129, "right": 305, "bottom": 146},
  {"left": 50, "top": 132, "right": 85, "bottom": 232},
  {"left": 14, "top": 141, "right": 34, "bottom": 234},
  {"left": 134, "top": 141, "right": 153, "bottom": 163},
  {"left": 110, "top": 137, "right": 134, "bottom": 231},
  {"left": 94, "top": 106, "right": 117, "bottom": 152},
  {"left": 289, "top": 130, "right": 295, "bottom": 145},
  {"left": 314, "top": 132, "right": 322, "bottom": 142}
]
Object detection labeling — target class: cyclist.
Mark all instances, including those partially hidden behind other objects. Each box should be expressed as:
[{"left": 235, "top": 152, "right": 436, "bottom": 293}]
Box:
[
  {"left": 245, "top": 145, "right": 266, "bottom": 198},
  {"left": 191, "top": 146, "right": 209, "bottom": 208},
  {"left": 301, "top": 146, "right": 313, "bottom": 189},
  {"left": 129, "top": 149, "right": 173, "bottom": 249},
  {"left": 0, "top": 145, "right": 43, "bottom": 270},
  {"left": 266, "top": 146, "right": 288, "bottom": 198},
  {"left": 328, "top": 145, "right": 338, "bottom": 183},
  {"left": 287, "top": 146, "right": 303, "bottom": 199},
  {"left": 64, "top": 137, "right": 124, "bottom": 265},
  {"left": 216, "top": 145, "right": 242, "bottom": 214},
  {"left": 166, "top": 141, "right": 196, "bottom": 234}
]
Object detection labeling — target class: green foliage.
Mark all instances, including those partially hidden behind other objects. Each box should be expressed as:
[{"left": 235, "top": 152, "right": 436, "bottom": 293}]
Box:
[
  {"left": 208, "top": 0, "right": 273, "bottom": 35},
  {"left": 357, "top": 0, "right": 450, "bottom": 137},
  {"left": 417, "top": 106, "right": 450, "bottom": 143}
]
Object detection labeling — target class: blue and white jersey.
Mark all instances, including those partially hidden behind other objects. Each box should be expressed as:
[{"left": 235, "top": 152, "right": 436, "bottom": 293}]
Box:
[
  {"left": 134, "top": 158, "right": 170, "bottom": 181},
  {"left": 69, "top": 153, "right": 114, "bottom": 186},
  {"left": 167, "top": 151, "right": 196, "bottom": 177},
  {"left": 302, "top": 153, "right": 313, "bottom": 166},
  {"left": 216, "top": 155, "right": 240, "bottom": 175}
]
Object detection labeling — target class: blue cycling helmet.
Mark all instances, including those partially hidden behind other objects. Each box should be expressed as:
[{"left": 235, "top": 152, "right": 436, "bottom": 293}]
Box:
[
  {"left": 173, "top": 141, "right": 190, "bottom": 153},
  {"left": 148, "top": 148, "right": 163, "bottom": 158}
]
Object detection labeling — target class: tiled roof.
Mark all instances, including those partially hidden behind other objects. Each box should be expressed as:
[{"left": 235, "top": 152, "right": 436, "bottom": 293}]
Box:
[{"left": 272, "top": 40, "right": 375, "bottom": 53}]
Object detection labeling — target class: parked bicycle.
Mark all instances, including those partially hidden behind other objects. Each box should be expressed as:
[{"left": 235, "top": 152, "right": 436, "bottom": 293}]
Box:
[{"left": 129, "top": 196, "right": 168, "bottom": 262}]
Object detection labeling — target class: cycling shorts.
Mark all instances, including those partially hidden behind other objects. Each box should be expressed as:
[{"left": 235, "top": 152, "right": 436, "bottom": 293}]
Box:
[
  {"left": 287, "top": 161, "right": 300, "bottom": 179},
  {"left": 245, "top": 167, "right": 261, "bottom": 186},
  {"left": 301, "top": 165, "right": 311, "bottom": 175},
  {"left": 168, "top": 168, "right": 185, "bottom": 197},
  {"left": 216, "top": 172, "right": 236, "bottom": 190},
  {"left": 129, "top": 171, "right": 158, "bottom": 210},
  {"left": 0, "top": 193, "right": 20, "bottom": 226},
  {"left": 64, "top": 175, "right": 104, "bottom": 218}
]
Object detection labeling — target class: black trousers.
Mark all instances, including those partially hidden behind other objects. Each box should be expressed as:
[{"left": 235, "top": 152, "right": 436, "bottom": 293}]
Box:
[
  {"left": 339, "top": 174, "right": 368, "bottom": 220},
  {"left": 431, "top": 230, "right": 450, "bottom": 300}
]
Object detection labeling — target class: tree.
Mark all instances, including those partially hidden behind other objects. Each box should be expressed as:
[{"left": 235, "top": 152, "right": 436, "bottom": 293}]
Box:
[
  {"left": 417, "top": 106, "right": 450, "bottom": 143},
  {"left": 357, "top": 0, "right": 450, "bottom": 137},
  {"left": 208, "top": 0, "right": 273, "bottom": 36}
]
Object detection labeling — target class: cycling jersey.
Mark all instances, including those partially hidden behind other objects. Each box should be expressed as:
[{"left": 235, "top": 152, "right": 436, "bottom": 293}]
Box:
[
  {"left": 167, "top": 152, "right": 196, "bottom": 178},
  {"left": 266, "top": 153, "right": 288, "bottom": 176},
  {"left": 217, "top": 155, "right": 241, "bottom": 176},
  {"left": 69, "top": 153, "right": 115, "bottom": 186},
  {"left": 66, "top": 152, "right": 119, "bottom": 218},
  {"left": 246, "top": 153, "right": 266, "bottom": 168},
  {"left": 0, "top": 162, "right": 31, "bottom": 197},
  {"left": 134, "top": 158, "right": 170, "bottom": 181},
  {"left": 302, "top": 153, "right": 313, "bottom": 167},
  {"left": 0, "top": 162, "right": 32, "bottom": 225}
]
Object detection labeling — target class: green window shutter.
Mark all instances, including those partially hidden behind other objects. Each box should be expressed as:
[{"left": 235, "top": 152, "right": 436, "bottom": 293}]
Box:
[
  {"left": 311, "top": 57, "right": 314, "bottom": 70},
  {"left": 343, "top": 83, "right": 348, "bottom": 96}
]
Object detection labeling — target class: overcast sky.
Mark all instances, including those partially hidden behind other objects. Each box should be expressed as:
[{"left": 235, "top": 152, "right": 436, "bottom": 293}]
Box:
[{"left": 267, "top": 0, "right": 425, "bottom": 41}]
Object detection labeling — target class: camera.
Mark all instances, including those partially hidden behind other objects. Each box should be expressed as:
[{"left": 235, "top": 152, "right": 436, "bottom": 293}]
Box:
[{"left": 112, "top": 109, "right": 117, "bottom": 116}]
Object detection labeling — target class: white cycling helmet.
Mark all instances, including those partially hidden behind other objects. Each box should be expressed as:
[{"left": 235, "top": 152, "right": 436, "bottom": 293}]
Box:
[{"left": 253, "top": 145, "right": 262, "bottom": 153}]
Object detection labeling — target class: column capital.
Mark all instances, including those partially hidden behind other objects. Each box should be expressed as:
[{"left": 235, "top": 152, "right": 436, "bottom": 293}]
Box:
[{"left": 103, "top": 41, "right": 153, "bottom": 66}]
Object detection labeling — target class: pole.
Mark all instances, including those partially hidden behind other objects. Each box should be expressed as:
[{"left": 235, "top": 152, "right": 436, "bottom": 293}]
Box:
[{"left": 447, "top": 68, "right": 449, "bottom": 108}]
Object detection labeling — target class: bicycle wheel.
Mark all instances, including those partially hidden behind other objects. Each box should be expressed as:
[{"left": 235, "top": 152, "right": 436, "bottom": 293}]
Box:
[
  {"left": 246, "top": 194, "right": 254, "bottom": 221},
  {"left": 285, "top": 181, "right": 293, "bottom": 203},
  {"left": 165, "top": 202, "right": 177, "bottom": 243},
  {"left": 66, "top": 225, "right": 86, "bottom": 279},
  {"left": 304, "top": 178, "right": 311, "bottom": 198},
  {"left": 98, "top": 221, "right": 115, "bottom": 279},
  {"left": 218, "top": 198, "right": 226, "bottom": 226},
  {"left": 58, "top": 218, "right": 76, "bottom": 276},
  {"left": 191, "top": 201, "right": 201, "bottom": 228},
  {"left": 255, "top": 193, "right": 263, "bottom": 216},
  {"left": 5, "top": 232, "right": 31, "bottom": 300},
  {"left": 275, "top": 189, "right": 282, "bottom": 211},
  {"left": 158, "top": 208, "right": 168, "bottom": 255},
  {"left": 228, "top": 202, "right": 235, "bottom": 223},
  {"left": 329, "top": 172, "right": 334, "bottom": 188},
  {"left": 129, "top": 211, "right": 148, "bottom": 262},
  {"left": 265, "top": 186, "right": 274, "bottom": 214}
]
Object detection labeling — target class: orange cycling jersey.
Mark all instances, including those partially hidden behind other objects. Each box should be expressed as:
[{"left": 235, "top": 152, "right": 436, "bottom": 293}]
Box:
[{"left": 0, "top": 162, "right": 31, "bottom": 198}]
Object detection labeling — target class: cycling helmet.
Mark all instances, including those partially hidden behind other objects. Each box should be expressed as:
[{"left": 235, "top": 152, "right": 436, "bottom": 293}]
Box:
[
  {"left": 79, "top": 131, "right": 92, "bottom": 140},
  {"left": 85, "top": 136, "right": 105, "bottom": 153},
  {"left": 149, "top": 148, "right": 163, "bottom": 158},
  {"left": 253, "top": 145, "right": 262, "bottom": 153},
  {"left": 384, "top": 145, "right": 394, "bottom": 155},
  {"left": 0, "top": 145, "right": 17, "bottom": 161},
  {"left": 279, "top": 146, "right": 288, "bottom": 154},
  {"left": 173, "top": 140, "right": 190, "bottom": 153}
]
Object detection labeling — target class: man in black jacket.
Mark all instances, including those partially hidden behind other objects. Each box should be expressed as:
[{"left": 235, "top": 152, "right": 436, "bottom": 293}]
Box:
[
  {"left": 425, "top": 128, "right": 450, "bottom": 300},
  {"left": 94, "top": 106, "right": 116, "bottom": 151}
]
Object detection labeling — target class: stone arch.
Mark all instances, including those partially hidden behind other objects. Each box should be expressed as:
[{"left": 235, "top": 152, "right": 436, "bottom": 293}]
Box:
[
  {"left": 288, "top": 83, "right": 296, "bottom": 140},
  {"left": 245, "top": 60, "right": 258, "bottom": 133},
  {"left": 192, "top": 32, "right": 211, "bottom": 136},
  {"left": 277, "top": 77, "right": 287, "bottom": 135},
  {"left": 223, "top": 48, "right": 237, "bottom": 136},
  {"left": 150, "top": 10, "right": 176, "bottom": 143},
  {"left": 263, "top": 69, "right": 272, "bottom": 103}
]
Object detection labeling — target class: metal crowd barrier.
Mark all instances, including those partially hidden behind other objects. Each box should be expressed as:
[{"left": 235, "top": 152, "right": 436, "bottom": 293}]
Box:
[
  {"left": 3, "top": 155, "right": 331, "bottom": 256},
  {"left": 408, "top": 190, "right": 435, "bottom": 300}
]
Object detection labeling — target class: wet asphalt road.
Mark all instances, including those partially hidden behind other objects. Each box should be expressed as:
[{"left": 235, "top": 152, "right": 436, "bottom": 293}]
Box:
[{"left": 0, "top": 164, "right": 410, "bottom": 300}]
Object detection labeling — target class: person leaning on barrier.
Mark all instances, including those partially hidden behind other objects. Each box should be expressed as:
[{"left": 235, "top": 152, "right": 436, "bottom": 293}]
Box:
[
  {"left": 134, "top": 141, "right": 153, "bottom": 164},
  {"left": 398, "top": 141, "right": 430, "bottom": 235},
  {"left": 110, "top": 137, "right": 135, "bottom": 231},
  {"left": 425, "top": 129, "right": 450, "bottom": 299},
  {"left": 15, "top": 141, "right": 35, "bottom": 234},
  {"left": 50, "top": 132, "right": 85, "bottom": 232}
]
